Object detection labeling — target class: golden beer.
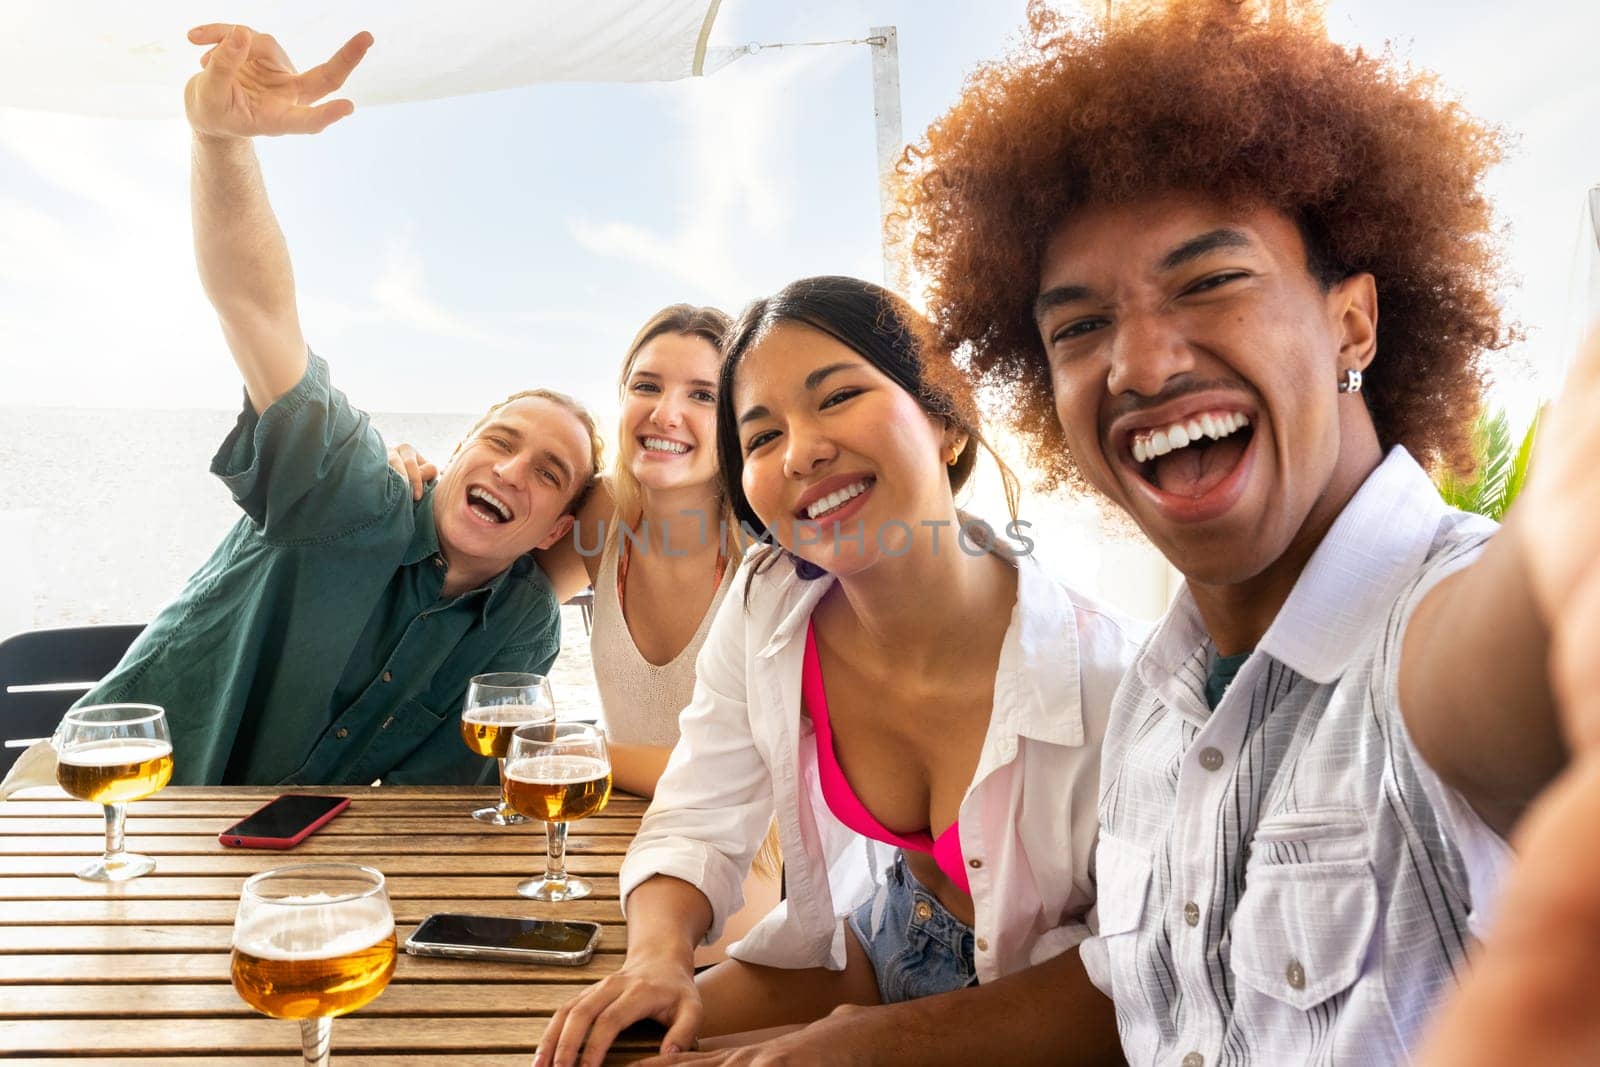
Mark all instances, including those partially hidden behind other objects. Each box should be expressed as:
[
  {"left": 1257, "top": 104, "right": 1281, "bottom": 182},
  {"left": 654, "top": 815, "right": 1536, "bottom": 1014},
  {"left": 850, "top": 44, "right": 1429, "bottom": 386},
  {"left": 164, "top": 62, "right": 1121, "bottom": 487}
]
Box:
[
  {"left": 56, "top": 739, "right": 174, "bottom": 805},
  {"left": 506, "top": 754, "right": 613, "bottom": 822},
  {"left": 460, "top": 705, "right": 554, "bottom": 758},
  {"left": 231, "top": 919, "right": 396, "bottom": 1019}
]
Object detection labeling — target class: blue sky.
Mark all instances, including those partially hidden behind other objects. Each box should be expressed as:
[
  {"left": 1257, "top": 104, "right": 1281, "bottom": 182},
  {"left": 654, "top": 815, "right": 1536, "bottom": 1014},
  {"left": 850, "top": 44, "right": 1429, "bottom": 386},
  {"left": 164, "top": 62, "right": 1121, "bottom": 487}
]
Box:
[{"left": 0, "top": 0, "right": 1595, "bottom": 427}]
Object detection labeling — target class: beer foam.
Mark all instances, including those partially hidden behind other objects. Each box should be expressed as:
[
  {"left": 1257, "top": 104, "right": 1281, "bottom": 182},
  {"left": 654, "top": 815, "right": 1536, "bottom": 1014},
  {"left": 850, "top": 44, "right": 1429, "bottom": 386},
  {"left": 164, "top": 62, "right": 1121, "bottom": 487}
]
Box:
[
  {"left": 506, "top": 754, "right": 609, "bottom": 784},
  {"left": 233, "top": 897, "right": 394, "bottom": 960},
  {"left": 462, "top": 703, "right": 551, "bottom": 726},
  {"left": 57, "top": 738, "right": 172, "bottom": 766}
]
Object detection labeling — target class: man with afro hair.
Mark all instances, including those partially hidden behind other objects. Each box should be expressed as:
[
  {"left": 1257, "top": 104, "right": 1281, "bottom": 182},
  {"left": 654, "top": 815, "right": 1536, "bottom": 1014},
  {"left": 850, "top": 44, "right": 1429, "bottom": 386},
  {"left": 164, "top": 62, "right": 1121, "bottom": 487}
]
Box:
[{"left": 891, "top": 0, "right": 1594, "bottom": 1063}]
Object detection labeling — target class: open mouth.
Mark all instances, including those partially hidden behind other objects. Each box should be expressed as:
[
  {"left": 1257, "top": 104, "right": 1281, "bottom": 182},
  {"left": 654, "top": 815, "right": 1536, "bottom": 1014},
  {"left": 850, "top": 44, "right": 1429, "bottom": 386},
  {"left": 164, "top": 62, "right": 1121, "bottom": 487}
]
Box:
[
  {"left": 1128, "top": 410, "right": 1254, "bottom": 500},
  {"left": 467, "top": 486, "right": 514, "bottom": 525},
  {"left": 640, "top": 436, "right": 692, "bottom": 456},
  {"left": 799, "top": 477, "right": 875, "bottom": 521}
]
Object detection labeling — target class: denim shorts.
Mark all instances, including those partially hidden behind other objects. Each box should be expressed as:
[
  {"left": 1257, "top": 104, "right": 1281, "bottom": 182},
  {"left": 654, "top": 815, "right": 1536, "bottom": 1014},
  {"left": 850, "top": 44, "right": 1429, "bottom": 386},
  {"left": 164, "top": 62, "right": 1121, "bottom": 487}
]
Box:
[{"left": 847, "top": 849, "right": 978, "bottom": 1003}]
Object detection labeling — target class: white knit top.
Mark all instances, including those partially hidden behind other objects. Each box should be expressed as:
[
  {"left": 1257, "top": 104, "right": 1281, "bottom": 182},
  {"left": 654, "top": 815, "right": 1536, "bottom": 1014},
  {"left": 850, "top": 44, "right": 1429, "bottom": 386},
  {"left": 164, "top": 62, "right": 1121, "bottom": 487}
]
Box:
[{"left": 589, "top": 540, "right": 736, "bottom": 748}]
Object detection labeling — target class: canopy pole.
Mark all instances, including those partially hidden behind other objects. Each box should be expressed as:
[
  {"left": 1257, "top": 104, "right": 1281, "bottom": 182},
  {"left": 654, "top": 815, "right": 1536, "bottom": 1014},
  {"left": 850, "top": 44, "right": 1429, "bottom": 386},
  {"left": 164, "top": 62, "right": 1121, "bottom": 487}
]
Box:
[{"left": 868, "top": 26, "right": 906, "bottom": 295}]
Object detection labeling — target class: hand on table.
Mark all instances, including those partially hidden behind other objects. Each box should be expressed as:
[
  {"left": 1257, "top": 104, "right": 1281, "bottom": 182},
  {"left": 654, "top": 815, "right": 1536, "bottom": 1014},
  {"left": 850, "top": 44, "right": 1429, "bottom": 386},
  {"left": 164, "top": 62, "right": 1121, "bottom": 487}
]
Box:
[
  {"left": 184, "top": 22, "right": 373, "bottom": 139},
  {"left": 633, "top": 1005, "right": 881, "bottom": 1067},
  {"left": 387, "top": 442, "right": 438, "bottom": 501},
  {"left": 535, "top": 957, "right": 703, "bottom": 1067}
]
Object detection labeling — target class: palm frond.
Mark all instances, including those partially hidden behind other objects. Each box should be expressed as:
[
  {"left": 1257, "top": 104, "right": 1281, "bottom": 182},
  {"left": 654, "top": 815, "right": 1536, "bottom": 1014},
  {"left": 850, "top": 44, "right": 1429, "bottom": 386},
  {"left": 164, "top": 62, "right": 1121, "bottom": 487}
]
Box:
[
  {"left": 1434, "top": 406, "right": 1537, "bottom": 521},
  {"left": 1503, "top": 403, "right": 1544, "bottom": 513},
  {"left": 1474, "top": 409, "right": 1514, "bottom": 520}
]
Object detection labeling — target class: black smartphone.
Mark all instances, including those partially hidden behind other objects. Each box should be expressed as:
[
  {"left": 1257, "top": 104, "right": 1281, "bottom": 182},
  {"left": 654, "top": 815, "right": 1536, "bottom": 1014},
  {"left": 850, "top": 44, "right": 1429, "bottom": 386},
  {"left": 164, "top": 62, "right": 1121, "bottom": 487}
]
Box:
[
  {"left": 403, "top": 913, "right": 601, "bottom": 965},
  {"left": 218, "top": 794, "right": 351, "bottom": 849}
]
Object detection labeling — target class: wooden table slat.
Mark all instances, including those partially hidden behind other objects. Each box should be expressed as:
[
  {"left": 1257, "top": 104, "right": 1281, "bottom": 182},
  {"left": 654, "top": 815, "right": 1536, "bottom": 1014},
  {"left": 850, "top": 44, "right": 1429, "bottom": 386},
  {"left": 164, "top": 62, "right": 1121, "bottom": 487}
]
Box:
[
  {"left": 0, "top": 981, "right": 607, "bottom": 1017},
  {"left": 0, "top": 815, "right": 641, "bottom": 837},
  {"left": 0, "top": 1015, "right": 656, "bottom": 1054},
  {"left": 0, "top": 951, "right": 624, "bottom": 984},
  {"left": 0, "top": 798, "right": 648, "bottom": 818},
  {"left": 0, "top": 895, "right": 623, "bottom": 926},
  {"left": 2, "top": 784, "right": 647, "bottom": 807},
  {"left": 0, "top": 920, "right": 627, "bottom": 953},
  {"left": 0, "top": 832, "right": 629, "bottom": 855},
  {"left": 1, "top": 1057, "right": 650, "bottom": 1066},
  {"left": 0, "top": 863, "right": 620, "bottom": 895}
]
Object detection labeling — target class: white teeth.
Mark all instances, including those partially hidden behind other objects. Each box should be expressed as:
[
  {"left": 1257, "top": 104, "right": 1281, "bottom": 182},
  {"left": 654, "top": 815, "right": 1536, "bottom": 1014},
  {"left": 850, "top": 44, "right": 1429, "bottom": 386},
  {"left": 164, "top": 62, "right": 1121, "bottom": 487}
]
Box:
[
  {"left": 1130, "top": 410, "right": 1252, "bottom": 465},
  {"left": 643, "top": 437, "right": 689, "bottom": 454},
  {"left": 804, "top": 479, "right": 871, "bottom": 519},
  {"left": 469, "top": 486, "right": 512, "bottom": 521}
]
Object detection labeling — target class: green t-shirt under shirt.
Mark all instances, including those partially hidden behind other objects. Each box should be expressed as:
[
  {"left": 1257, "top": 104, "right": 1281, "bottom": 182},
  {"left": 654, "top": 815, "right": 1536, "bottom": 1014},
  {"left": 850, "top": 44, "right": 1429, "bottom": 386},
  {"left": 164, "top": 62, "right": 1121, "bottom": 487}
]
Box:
[{"left": 1206, "top": 650, "right": 1252, "bottom": 710}]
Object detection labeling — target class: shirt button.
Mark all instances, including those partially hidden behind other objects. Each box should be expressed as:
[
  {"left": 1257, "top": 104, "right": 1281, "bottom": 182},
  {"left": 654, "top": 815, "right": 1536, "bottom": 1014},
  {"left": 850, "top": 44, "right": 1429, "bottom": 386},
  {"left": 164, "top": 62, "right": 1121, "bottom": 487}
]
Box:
[
  {"left": 381, "top": 671, "right": 393, "bottom": 683},
  {"left": 975, "top": 937, "right": 989, "bottom": 952},
  {"left": 433, "top": 556, "right": 445, "bottom": 568},
  {"left": 334, "top": 727, "right": 349, "bottom": 740},
  {"left": 1182, "top": 1054, "right": 1205, "bottom": 1067},
  {"left": 381, "top": 716, "right": 396, "bottom": 731},
  {"left": 1287, "top": 959, "right": 1306, "bottom": 990},
  {"left": 968, "top": 858, "right": 982, "bottom": 870},
  {"left": 1183, "top": 901, "right": 1200, "bottom": 927},
  {"left": 913, "top": 901, "right": 933, "bottom": 922},
  {"left": 1198, "top": 747, "right": 1225, "bottom": 772}
]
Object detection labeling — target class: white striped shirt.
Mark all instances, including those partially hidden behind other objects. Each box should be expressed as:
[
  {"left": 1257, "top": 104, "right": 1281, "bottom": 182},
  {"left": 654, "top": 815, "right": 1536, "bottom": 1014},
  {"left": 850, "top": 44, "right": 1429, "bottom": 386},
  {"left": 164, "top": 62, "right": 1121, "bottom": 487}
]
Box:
[{"left": 1079, "top": 448, "right": 1512, "bottom": 1066}]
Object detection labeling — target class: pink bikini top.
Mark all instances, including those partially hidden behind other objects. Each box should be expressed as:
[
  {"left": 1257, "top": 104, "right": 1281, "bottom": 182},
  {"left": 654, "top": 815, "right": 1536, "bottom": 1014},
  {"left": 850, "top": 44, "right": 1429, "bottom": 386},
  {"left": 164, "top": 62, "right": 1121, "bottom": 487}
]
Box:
[{"left": 802, "top": 621, "right": 970, "bottom": 895}]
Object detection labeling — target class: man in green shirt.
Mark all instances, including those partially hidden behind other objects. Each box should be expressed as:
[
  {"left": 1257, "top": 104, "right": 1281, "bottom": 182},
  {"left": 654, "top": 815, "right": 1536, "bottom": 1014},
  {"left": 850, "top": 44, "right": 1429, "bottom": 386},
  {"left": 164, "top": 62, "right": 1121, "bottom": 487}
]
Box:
[{"left": 75, "top": 25, "right": 600, "bottom": 786}]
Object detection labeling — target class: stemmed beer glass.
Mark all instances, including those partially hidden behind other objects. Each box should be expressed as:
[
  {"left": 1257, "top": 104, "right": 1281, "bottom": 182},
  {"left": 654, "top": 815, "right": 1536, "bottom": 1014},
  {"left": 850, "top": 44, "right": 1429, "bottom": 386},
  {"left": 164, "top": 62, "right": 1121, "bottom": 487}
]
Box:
[
  {"left": 52, "top": 703, "right": 173, "bottom": 881},
  {"left": 231, "top": 864, "right": 396, "bottom": 1067},
  {"left": 459, "top": 672, "right": 556, "bottom": 825},
  {"left": 505, "top": 722, "right": 612, "bottom": 901}
]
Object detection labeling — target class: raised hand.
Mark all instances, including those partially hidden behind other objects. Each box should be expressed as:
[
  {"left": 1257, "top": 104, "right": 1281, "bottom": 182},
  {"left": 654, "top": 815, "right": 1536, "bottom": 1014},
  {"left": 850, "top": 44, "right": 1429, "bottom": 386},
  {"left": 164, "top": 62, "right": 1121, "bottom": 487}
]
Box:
[
  {"left": 183, "top": 24, "right": 373, "bottom": 139},
  {"left": 1515, "top": 327, "right": 1600, "bottom": 745}
]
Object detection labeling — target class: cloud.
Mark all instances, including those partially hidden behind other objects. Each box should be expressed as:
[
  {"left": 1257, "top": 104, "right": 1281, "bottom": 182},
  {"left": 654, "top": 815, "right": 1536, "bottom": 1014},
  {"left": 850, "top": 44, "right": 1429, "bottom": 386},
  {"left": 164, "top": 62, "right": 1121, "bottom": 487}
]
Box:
[
  {"left": 566, "top": 46, "right": 834, "bottom": 297},
  {"left": 367, "top": 229, "right": 514, "bottom": 348}
]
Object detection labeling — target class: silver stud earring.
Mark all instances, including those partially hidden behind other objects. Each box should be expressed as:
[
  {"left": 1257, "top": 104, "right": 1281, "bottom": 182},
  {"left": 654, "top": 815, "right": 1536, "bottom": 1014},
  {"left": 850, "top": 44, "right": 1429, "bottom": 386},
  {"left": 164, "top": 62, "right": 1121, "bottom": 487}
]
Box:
[{"left": 1337, "top": 368, "right": 1363, "bottom": 394}]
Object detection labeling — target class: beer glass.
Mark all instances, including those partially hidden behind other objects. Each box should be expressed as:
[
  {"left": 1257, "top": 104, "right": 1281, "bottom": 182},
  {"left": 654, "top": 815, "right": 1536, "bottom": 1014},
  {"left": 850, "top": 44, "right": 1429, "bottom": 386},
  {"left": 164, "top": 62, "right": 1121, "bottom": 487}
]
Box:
[
  {"left": 506, "top": 722, "right": 612, "bottom": 901},
  {"left": 459, "top": 672, "right": 557, "bottom": 825},
  {"left": 52, "top": 703, "right": 173, "bottom": 881},
  {"left": 231, "top": 864, "right": 396, "bottom": 1067}
]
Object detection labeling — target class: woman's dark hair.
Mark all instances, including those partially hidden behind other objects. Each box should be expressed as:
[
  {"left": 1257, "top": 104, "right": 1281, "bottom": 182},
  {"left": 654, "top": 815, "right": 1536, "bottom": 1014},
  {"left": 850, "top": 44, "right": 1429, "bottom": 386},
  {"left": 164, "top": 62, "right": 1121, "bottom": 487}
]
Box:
[{"left": 714, "top": 275, "right": 1012, "bottom": 593}]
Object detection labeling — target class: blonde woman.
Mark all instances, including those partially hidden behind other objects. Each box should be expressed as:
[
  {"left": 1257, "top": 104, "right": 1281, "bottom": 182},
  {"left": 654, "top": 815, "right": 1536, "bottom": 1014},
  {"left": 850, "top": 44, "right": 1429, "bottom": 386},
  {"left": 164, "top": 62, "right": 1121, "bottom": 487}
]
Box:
[{"left": 390, "top": 305, "right": 778, "bottom": 961}]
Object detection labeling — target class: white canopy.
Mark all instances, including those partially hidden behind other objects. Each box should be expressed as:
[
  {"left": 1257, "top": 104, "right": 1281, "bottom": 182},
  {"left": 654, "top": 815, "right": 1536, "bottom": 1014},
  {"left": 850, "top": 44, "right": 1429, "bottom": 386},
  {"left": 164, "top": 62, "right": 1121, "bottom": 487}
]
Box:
[{"left": 0, "top": 0, "right": 740, "bottom": 119}]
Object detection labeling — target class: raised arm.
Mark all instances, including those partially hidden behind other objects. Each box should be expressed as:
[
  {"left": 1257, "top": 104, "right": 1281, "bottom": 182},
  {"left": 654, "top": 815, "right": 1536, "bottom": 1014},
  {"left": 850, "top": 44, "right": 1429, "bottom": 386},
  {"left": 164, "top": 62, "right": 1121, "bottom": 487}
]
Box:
[
  {"left": 1400, "top": 329, "right": 1600, "bottom": 834},
  {"left": 184, "top": 24, "right": 371, "bottom": 413}
]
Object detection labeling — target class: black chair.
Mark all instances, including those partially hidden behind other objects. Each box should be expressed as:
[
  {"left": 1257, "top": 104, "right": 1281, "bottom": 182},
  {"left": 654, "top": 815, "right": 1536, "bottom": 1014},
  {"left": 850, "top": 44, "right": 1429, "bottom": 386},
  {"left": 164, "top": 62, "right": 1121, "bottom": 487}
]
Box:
[
  {"left": 564, "top": 588, "right": 595, "bottom": 636},
  {"left": 0, "top": 624, "right": 144, "bottom": 777}
]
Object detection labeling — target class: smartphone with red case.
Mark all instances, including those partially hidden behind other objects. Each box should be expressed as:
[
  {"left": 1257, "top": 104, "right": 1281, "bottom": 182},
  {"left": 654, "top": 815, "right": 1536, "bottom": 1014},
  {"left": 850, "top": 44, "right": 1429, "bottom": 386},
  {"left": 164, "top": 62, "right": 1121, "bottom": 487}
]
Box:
[{"left": 218, "top": 794, "right": 351, "bottom": 849}]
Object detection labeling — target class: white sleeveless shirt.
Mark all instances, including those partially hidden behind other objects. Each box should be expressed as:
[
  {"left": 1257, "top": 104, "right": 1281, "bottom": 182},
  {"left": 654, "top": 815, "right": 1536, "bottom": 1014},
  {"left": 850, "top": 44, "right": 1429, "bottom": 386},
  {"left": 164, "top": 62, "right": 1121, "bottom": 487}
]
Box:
[{"left": 590, "top": 539, "right": 736, "bottom": 747}]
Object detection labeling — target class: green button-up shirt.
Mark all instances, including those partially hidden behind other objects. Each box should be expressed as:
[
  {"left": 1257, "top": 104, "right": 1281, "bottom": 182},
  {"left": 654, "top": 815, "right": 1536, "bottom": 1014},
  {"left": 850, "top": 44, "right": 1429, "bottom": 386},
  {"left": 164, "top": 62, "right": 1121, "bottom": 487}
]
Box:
[{"left": 79, "top": 354, "right": 562, "bottom": 786}]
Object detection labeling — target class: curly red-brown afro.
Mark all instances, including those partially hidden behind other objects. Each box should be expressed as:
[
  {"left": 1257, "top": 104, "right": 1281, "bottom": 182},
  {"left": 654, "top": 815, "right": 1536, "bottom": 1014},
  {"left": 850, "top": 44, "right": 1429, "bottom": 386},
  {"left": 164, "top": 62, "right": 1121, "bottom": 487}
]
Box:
[{"left": 899, "top": 0, "right": 1513, "bottom": 493}]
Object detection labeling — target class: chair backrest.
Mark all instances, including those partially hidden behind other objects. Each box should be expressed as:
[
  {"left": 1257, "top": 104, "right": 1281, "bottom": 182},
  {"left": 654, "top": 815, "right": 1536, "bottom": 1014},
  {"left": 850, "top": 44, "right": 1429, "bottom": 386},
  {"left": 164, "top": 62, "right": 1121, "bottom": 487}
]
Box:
[{"left": 0, "top": 624, "right": 145, "bottom": 776}]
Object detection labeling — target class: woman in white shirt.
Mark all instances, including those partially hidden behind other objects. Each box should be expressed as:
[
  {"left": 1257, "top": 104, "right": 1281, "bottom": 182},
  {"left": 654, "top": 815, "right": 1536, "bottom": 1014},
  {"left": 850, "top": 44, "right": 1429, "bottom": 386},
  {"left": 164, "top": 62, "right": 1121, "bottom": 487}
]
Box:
[{"left": 536, "top": 276, "right": 1140, "bottom": 1067}]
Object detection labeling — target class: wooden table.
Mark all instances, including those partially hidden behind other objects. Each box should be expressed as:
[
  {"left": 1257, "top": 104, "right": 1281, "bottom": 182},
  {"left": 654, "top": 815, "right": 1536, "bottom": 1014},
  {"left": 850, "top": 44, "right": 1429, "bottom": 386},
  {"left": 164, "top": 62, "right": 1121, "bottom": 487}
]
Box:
[{"left": 0, "top": 785, "right": 658, "bottom": 1064}]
